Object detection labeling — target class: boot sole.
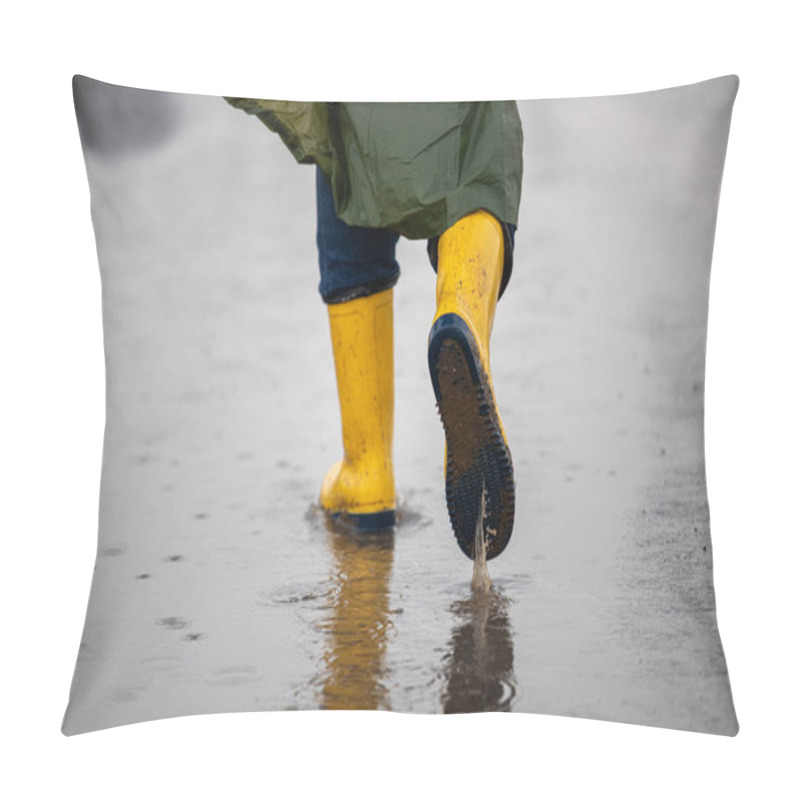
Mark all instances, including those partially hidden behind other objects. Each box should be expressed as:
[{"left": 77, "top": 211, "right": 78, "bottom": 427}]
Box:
[{"left": 428, "top": 313, "right": 515, "bottom": 560}]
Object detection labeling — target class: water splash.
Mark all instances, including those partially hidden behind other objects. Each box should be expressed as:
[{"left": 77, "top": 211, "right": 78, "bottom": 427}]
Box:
[{"left": 471, "top": 482, "right": 493, "bottom": 594}]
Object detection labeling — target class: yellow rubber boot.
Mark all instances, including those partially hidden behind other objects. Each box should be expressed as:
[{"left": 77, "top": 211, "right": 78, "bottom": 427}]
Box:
[
  {"left": 320, "top": 288, "right": 396, "bottom": 530},
  {"left": 428, "top": 210, "right": 515, "bottom": 560}
]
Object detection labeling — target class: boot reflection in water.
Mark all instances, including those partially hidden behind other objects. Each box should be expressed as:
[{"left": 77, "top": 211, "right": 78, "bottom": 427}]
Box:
[
  {"left": 442, "top": 589, "right": 516, "bottom": 713},
  {"left": 316, "top": 169, "right": 515, "bottom": 557},
  {"left": 318, "top": 524, "right": 395, "bottom": 710}
]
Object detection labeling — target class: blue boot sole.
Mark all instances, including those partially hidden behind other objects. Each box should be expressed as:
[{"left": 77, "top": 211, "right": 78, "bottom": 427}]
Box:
[
  {"left": 428, "top": 313, "right": 515, "bottom": 560},
  {"left": 326, "top": 508, "right": 396, "bottom": 533}
]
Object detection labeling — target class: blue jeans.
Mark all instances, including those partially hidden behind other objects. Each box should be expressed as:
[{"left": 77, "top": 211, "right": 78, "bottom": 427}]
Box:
[
  {"left": 315, "top": 167, "right": 516, "bottom": 304},
  {"left": 316, "top": 168, "right": 400, "bottom": 304}
]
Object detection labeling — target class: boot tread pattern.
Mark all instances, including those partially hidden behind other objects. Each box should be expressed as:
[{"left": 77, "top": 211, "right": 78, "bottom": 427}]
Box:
[{"left": 428, "top": 315, "right": 515, "bottom": 560}]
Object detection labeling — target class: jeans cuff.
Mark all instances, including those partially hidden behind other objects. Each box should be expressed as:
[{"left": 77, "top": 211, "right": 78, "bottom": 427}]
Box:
[{"left": 321, "top": 272, "right": 400, "bottom": 305}]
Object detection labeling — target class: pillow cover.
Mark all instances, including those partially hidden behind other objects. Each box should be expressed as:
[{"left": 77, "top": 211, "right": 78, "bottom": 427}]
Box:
[{"left": 63, "top": 75, "right": 739, "bottom": 735}]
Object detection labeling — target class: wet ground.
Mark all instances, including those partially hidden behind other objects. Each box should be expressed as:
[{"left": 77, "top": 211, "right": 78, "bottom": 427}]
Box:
[{"left": 63, "top": 83, "right": 737, "bottom": 734}]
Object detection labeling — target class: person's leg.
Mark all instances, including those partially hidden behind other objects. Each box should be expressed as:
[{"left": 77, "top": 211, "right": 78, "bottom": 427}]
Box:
[
  {"left": 428, "top": 210, "right": 515, "bottom": 559},
  {"left": 316, "top": 168, "right": 399, "bottom": 530},
  {"left": 316, "top": 168, "right": 400, "bottom": 303}
]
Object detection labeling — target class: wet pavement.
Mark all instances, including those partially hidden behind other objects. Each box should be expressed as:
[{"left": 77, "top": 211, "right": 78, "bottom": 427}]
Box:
[{"left": 63, "top": 84, "right": 737, "bottom": 735}]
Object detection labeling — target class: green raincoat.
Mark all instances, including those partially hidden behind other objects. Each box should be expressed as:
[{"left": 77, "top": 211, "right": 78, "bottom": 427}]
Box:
[{"left": 225, "top": 98, "right": 523, "bottom": 240}]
